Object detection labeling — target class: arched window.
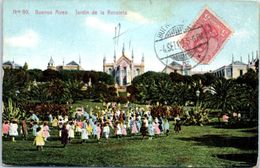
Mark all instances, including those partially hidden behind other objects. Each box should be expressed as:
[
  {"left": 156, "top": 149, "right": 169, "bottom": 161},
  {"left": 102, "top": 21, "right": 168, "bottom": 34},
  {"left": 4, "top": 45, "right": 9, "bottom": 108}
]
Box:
[
  {"left": 136, "top": 68, "right": 140, "bottom": 75},
  {"left": 108, "top": 68, "right": 112, "bottom": 75}
]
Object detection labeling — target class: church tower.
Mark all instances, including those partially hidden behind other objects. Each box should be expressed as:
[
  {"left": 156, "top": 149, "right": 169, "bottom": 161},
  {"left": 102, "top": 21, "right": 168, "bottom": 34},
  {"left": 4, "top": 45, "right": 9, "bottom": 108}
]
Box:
[
  {"left": 131, "top": 48, "right": 134, "bottom": 81},
  {"left": 47, "top": 57, "right": 56, "bottom": 70},
  {"left": 103, "top": 55, "right": 106, "bottom": 72}
]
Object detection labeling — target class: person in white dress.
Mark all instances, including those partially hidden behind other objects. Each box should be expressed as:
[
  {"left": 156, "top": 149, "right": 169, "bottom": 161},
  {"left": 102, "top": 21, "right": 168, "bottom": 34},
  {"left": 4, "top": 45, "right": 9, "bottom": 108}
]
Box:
[
  {"left": 9, "top": 120, "right": 19, "bottom": 142},
  {"left": 68, "top": 121, "right": 75, "bottom": 142},
  {"left": 116, "top": 121, "right": 122, "bottom": 138},
  {"left": 103, "top": 122, "right": 110, "bottom": 143},
  {"left": 81, "top": 120, "right": 88, "bottom": 143}
]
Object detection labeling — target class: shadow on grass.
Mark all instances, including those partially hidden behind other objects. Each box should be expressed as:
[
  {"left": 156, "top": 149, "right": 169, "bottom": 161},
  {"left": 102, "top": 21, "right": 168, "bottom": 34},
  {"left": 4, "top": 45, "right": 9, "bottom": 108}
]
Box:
[
  {"left": 177, "top": 135, "right": 258, "bottom": 150},
  {"left": 240, "top": 127, "right": 258, "bottom": 133},
  {"left": 214, "top": 153, "right": 258, "bottom": 167},
  {"left": 15, "top": 148, "right": 38, "bottom": 152},
  {"left": 213, "top": 122, "right": 258, "bottom": 129},
  {"left": 44, "top": 145, "right": 64, "bottom": 148}
]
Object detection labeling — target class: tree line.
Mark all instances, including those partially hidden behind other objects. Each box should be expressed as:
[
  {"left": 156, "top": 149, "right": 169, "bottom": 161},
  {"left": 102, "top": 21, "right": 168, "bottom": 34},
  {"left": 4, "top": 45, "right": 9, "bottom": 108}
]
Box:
[
  {"left": 2, "top": 67, "right": 258, "bottom": 124},
  {"left": 127, "top": 69, "right": 258, "bottom": 122}
]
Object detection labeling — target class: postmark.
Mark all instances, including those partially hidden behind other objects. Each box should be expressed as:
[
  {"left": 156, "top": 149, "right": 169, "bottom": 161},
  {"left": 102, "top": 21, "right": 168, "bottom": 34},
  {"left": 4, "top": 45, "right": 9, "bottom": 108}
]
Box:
[
  {"left": 154, "top": 24, "right": 190, "bottom": 62},
  {"left": 154, "top": 24, "right": 209, "bottom": 70}
]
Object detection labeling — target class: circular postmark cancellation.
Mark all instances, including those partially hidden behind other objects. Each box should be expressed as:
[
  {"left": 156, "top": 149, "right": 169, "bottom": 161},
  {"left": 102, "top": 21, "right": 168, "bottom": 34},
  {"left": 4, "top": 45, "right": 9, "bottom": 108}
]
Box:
[
  {"left": 154, "top": 8, "right": 232, "bottom": 71},
  {"left": 154, "top": 24, "right": 209, "bottom": 70}
]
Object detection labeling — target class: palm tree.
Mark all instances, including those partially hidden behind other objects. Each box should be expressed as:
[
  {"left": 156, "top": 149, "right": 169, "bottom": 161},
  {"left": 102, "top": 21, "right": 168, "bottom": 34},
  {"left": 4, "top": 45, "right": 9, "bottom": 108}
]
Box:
[
  {"left": 64, "top": 80, "right": 85, "bottom": 102},
  {"left": 235, "top": 85, "right": 258, "bottom": 121},
  {"left": 205, "top": 78, "right": 237, "bottom": 115}
]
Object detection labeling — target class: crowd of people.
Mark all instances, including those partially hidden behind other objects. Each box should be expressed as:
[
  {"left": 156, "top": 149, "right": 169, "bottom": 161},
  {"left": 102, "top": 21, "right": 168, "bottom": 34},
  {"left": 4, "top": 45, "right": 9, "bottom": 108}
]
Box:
[{"left": 3, "top": 103, "right": 182, "bottom": 151}]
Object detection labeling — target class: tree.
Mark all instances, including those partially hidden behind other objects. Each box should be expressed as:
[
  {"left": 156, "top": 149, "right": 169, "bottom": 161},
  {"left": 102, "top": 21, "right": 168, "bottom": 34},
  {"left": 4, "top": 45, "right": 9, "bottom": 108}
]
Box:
[
  {"left": 131, "top": 71, "right": 173, "bottom": 104},
  {"left": 47, "top": 79, "right": 72, "bottom": 104},
  {"left": 234, "top": 69, "right": 258, "bottom": 122},
  {"left": 64, "top": 80, "right": 85, "bottom": 103},
  {"left": 171, "top": 83, "right": 192, "bottom": 106},
  {"left": 236, "top": 68, "right": 258, "bottom": 89},
  {"left": 28, "top": 69, "right": 43, "bottom": 81},
  {"left": 2, "top": 69, "right": 29, "bottom": 102},
  {"left": 127, "top": 85, "right": 138, "bottom": 102},
  {"left": 97, "top": 71, "right": 114, "bottom": 85},
  {"left": 42, "top": 69, "right": 60, "bottom": 81},
  {"left": 205, "top": 78, "right": 236, "bottom": 115},
  {"left": 59, "top": 70, "right": 83, "bottom": 82},
  {"left": 23, "top": 62, "right": 28, "bottom": 70},
  {"left": 24, "top": 82, "right": 50, "bottom": 103},
  {"left": 202, "top": 73, "right": 216, "bottom": 86},
  {"left": 169, "top": 72, "right": 184, "bottom": 83}
]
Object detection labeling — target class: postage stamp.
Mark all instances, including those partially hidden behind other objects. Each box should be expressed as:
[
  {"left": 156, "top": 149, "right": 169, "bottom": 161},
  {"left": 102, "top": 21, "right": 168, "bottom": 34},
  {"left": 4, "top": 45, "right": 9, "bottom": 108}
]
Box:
[
  {"left": 179, "top": 8, "right": 233, "bottom": 64},
  {"left": 154, "top": 7, "right": 232, "bottom": 70}
]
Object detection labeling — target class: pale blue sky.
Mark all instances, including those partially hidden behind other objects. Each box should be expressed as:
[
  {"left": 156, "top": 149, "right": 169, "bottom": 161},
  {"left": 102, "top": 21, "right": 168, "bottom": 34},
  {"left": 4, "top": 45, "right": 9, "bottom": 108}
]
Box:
[{"left": 3, "top": 0, "right": 259, "bottom": 72}]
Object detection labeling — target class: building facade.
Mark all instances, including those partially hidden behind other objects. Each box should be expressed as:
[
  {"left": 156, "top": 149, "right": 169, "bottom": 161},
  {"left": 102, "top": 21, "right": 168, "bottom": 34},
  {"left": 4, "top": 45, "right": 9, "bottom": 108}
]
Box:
[
  {"left": 3, "top": 61, "right": 22, "bottom": 69},
  {"left": 162, "top": 61, "right": 191, "bottom": 75},
  {"left": 212, "top": 52, "right": 259, "bottom": 79},
  {"left": 47, "top": 57, "right": 83, "bottom": 71},
  {"left": 103, "top": 46, "right": 144, "bottom": 86}
]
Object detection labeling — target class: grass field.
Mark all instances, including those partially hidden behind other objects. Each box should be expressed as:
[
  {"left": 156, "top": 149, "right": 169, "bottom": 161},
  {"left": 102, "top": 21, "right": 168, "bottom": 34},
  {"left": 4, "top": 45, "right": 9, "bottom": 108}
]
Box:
[
  {"left": 71, "top": 99, "right": 146, "bottom": 112},
  {"left": 2, "top": 123, "right": 258, "bottom": 167}
]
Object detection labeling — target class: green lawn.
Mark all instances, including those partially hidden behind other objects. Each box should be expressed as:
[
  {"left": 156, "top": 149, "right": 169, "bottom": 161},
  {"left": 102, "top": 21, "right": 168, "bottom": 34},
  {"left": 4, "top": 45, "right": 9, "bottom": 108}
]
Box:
[
  {"left": 71, "top": 100, "right": 146, "bottom": 115},
  {"left": 2, "top": 124, "right": 258, "bottom": 167}
]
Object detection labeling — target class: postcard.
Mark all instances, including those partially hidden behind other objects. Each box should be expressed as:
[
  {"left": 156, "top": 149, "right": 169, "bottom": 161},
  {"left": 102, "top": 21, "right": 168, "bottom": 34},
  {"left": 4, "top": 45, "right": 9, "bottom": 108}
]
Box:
[{"left": 2, "top": 0, "right": 259, "bottom": 167}]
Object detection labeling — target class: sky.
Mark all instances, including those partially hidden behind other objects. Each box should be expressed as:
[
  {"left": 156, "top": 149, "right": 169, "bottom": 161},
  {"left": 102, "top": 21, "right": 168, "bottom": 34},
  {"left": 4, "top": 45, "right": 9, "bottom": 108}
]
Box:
[{"left": 3, "top": 0, "right": 259, "bottom": 72}]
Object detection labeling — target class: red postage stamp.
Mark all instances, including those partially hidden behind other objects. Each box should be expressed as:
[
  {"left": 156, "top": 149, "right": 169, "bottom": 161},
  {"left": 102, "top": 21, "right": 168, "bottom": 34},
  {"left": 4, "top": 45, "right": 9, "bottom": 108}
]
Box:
[{"left": 180, "top": 8, "right": 232, "bottom": 64}]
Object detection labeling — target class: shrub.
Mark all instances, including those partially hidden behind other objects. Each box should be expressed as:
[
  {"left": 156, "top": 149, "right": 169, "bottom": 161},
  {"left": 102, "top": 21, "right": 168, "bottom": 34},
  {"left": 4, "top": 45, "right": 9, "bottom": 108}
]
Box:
[{"left": 150, "top": 105, "right": 183, "bottom": 118}]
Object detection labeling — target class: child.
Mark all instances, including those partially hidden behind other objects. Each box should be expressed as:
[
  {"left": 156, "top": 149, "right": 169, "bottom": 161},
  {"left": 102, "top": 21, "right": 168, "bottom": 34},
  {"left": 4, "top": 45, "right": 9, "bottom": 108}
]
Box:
[
  {"left": 164, "top": 119, "right": 170, "bottom": 136},
  {"left": 148, "top": 121, "right": 154, "bottom": 140},
  {"left": 159, "top": 117, "right": 164, "bottom": 134},
  {"left": 68, "top": 121, "right": 75, "bottom": 142},
  {"left": 52, "top": 117, "right": 58, "bottom": 127},
  {"left": 9, "top": 119, "right": 18, "bottom": 142},
  {"left": 121, "top": 123, "right": 127, "bottom": 137},
  {"left": 92, "top": 121, "right": 97, "bottom": 139},
  {"left": 174, "top": 115, "right": 181, "bottom": 133},
  {"left": 96, "top": 123, "right": 101, "bottom": 142},
  {"left": 75, "top": 119, "right": 83, "bottom": 136},
  {"left": 32, "top": 122, "right": 39, "bottom": 137},
  {"left": 86, "top": 122, "right": 93, "bottom": 138},
  {"left": 116, "top": 121, "right": 122, "bottom": 139},
  {"left": 131, "top": 118, "right": 138, "bottom": 135},
  {"left": 81, "top": 120, "right": 88, "bottom": 143},
  {"left": 136, "top": 118, "right": 141, "bottom": 132},
  {"left": 140, "top": 122, "right": 147, "bottom": 139},
  {"left": 21, "top": 118, "right": 28, "bottom": 140},
  {"left": 29, "top": 119, "right": 34, "bottom": 129},
  {"left": 58, "top": 119, "right": 63, "bottom": 137},
  {"left": 154, "top": 121, "right": 160, "bottom": 137},
  {"left": 42, "top": 122, "right": 50, "bottom": 141},
  {"left": 33, "top": 127, "right": 45, "bottom": 151},
  {"left": 103, "top": 122, "right": 110, "bottom": 143},
  {"left": 61, "top": 124, "right": 69, "bottom": 148},
  {"left": 48, "top": 113, "right": 53, "bottom": 124},
  {"left": 2, "top": 121, "right": 10, "bottom": 138},
  {"left": 64, "top": 115, "right": 69, "bottom": 123}
]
